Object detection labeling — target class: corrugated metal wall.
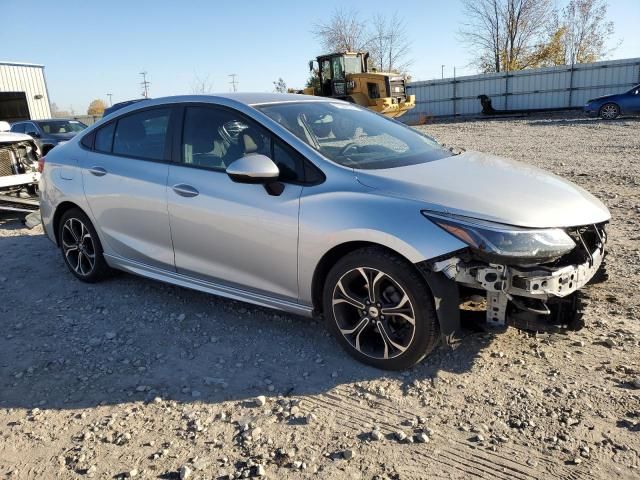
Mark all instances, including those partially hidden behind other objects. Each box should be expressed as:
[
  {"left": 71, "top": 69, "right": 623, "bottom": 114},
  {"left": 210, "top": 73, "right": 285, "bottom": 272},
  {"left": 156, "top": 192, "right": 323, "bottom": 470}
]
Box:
[
  {"left": 405, "top": 57, "right": 640, "bottom": 121},
  {"left": 0, "top": 62, "right": 52, "bottom": 120}
]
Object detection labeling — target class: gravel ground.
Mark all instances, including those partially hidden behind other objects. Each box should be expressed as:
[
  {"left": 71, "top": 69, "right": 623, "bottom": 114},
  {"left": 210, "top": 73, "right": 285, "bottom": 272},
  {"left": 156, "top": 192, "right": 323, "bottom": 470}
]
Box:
[{"left": 1, "top": 113, "right": 639, "bottom": 479}]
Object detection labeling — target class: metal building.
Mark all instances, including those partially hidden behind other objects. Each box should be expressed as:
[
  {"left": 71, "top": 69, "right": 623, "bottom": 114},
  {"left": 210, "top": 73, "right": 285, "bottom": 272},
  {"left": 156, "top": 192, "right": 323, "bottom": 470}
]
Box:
[
  {"left": 405, "top": 57, "right": 640, "bottom": 121},
  {"left": 0, "top": 61, "right": 52, "bottom": 122}
]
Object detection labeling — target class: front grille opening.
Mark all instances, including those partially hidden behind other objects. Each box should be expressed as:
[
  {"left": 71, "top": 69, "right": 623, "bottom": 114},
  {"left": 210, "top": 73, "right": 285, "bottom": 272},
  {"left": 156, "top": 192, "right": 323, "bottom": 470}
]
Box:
[{"left": 547, "top": 223, "right": 606, "bottom": 268}]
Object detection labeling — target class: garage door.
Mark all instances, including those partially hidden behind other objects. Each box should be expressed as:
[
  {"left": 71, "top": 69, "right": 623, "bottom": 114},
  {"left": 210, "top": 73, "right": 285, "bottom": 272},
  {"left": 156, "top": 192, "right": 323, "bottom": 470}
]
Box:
[{"left": 0, "top": 92, "right": 30, "bottom": 123}]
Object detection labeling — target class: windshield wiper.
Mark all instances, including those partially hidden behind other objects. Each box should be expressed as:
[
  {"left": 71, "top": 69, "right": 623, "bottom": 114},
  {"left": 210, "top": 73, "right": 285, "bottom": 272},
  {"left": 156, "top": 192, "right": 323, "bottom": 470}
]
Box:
[{"left": 446, "top": 145, "right": 465, "bottom": 155}]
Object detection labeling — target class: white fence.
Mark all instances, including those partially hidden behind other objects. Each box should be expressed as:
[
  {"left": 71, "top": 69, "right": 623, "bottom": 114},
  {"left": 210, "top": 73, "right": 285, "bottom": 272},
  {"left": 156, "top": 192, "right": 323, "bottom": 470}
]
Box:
[{"left": 404, "top": 57, "right": 640, "bottom": 121}]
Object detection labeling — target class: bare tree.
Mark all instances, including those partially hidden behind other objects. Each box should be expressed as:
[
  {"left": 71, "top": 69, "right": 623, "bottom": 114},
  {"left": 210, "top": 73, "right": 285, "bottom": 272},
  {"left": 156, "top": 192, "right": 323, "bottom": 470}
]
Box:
[
  {"left": 312, "top": 8, "right": 368, "bottom": 52},
  {"left": 460, "top": 0, "right": 553, "bottom": 72},
  {"left": 459, "top": 0, "right": 503, "bottom": 72},
  {"left": 273, "top": 78, "right": 287, "bottom": 93},
  {"left": 50, "top": 102, "right": 71, "bottom": 118},
  {"left": 560, "top": 0, "right": 615, "bottom": 64},
  {"left": 367, "top": 13, "right": 412, "bottom": 73},
  {"left": 191, "top": 74, "right": 214, "bottom": 94}
]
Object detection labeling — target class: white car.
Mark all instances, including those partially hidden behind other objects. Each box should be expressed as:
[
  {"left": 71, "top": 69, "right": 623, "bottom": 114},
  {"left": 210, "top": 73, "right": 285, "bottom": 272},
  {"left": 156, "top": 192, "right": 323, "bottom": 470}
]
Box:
[{"left": 0, "top": 120, "right": 41, "bottom": 212}]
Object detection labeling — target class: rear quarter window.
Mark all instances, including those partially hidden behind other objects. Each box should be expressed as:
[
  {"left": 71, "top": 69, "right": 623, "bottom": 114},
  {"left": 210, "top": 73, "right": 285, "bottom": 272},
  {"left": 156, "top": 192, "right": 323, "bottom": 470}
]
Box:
[{"left": 94, "top": 122, "right": 115, "bottom": 153}]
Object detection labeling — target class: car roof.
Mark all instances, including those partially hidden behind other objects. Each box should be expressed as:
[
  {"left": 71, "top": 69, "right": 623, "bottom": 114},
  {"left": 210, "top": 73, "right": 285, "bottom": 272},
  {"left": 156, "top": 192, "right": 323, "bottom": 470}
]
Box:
[
  {"left": 91, "top": 93, "right": 341, "bottom": 129},
  {"left": 210, "top": 92, "right": 330, "bottom": 106},
  {"left": 133, "top": 93, "right": 334, "bottom": 109},
  {"left": 12, "top": 118, "right": 78, "bottom": 124}
]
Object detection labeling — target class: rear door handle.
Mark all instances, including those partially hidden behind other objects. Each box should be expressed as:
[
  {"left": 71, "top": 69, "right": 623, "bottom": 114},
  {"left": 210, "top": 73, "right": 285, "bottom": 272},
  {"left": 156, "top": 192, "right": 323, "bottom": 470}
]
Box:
[
  {"left": 89, "top": 166, "right": 107, "bottom": 176},
  {"left": 172, "top": 184, "right": 199, "bottom": 197}
]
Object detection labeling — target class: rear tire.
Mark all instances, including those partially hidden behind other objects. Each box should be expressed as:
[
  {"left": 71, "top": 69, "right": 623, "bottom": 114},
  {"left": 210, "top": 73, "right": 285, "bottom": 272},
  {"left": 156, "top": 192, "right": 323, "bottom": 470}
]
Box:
[
  {"left": 599, "top": 103, "right": 620, "bottom": 119},
  {"left": 58, "top": 208, "right": 111, "bottom": 283},
  {"left": 323, "top": 247, "right": 440, "bottom": 370}
]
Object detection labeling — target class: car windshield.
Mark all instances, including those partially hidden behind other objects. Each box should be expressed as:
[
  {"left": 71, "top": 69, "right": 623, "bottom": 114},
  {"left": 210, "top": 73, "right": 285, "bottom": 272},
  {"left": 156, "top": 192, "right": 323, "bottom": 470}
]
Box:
[
  {"left": 257, "top": 102, "right": 452, "bottom": 169},
  {"left": 38, "top": 120, "right": 87, "bottom": 134}
]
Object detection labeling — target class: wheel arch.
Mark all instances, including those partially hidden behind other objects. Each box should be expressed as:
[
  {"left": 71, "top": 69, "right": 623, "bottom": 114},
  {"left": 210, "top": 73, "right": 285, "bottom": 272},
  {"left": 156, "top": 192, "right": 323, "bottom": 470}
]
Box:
[
  {"left": 52, "top": 201, "right": 86, "bottom": 245},
  {"left": 310, "top": 240, "right": 463, "bottom": 347},
  {"left": 311, "top": 241, "right": 422, "bottom": 316}
]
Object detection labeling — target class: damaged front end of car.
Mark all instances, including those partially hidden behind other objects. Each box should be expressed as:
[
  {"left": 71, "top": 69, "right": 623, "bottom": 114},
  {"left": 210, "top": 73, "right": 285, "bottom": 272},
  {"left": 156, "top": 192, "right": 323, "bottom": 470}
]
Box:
[
  {"left": 0, "top": 137, "right": 41, "bottom": 212},
  {"left": 419, "top": 211, "right": 607, "bottom": 339}
]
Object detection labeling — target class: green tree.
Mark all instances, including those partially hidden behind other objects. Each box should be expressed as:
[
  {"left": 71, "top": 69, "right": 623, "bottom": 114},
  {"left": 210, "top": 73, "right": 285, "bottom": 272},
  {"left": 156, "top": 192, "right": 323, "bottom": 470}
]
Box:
[{"left": 305, "top": 71, "right": 321, "bottom": 95}]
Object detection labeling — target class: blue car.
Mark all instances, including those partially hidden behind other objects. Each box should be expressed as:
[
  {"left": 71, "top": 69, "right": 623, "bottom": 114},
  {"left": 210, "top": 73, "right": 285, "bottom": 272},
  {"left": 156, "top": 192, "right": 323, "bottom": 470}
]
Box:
[{"left": 584, "top": 84, "right": 640, "bottom": 119}]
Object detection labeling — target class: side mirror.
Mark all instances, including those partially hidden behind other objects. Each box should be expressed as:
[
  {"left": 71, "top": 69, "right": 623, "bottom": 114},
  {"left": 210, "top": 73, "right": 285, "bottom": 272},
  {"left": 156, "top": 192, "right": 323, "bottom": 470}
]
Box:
[
  {"left": 26, "top": 130, "right": 40, "bottom": 138},
  {"left": 226, "top": 154, "right": 279, "bottom": 184}
]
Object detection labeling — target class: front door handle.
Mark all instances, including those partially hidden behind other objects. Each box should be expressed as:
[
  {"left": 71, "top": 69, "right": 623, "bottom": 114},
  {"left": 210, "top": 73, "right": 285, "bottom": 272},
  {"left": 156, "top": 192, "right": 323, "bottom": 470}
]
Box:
[
  {"left": 172, "top": 184, "right": 199, "bottom": 198},
  {"left": 89, "top": 166, "right": 107, "bottom": 176}
]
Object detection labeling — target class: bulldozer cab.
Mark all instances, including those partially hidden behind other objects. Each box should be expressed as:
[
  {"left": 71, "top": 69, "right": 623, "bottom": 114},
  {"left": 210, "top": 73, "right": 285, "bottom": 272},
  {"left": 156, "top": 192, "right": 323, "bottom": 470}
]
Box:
[
  {"left": 304, "top": 51, "right": 415, "bottom": 118},
  {"left": 312, "top": 52, "right": 368, "bottom": 98}
]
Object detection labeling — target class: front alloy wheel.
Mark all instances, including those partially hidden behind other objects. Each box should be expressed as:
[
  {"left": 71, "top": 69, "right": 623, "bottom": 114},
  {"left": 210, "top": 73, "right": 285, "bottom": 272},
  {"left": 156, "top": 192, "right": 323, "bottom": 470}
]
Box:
[
  {"left": 324, "top": 247, "right": 440, "bottom": 370},
  {"left": 599, "top": 103, "right": 619, "bottom": 119},
  {"left": 332, "top": 267, "right": 416, "bottom": 360}
]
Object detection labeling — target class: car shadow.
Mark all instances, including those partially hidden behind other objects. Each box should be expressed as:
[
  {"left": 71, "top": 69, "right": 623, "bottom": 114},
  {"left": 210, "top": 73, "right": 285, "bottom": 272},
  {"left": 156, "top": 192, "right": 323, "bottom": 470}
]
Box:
[{"left": 0, "top": 212, "right": 495, "bottom": 411}]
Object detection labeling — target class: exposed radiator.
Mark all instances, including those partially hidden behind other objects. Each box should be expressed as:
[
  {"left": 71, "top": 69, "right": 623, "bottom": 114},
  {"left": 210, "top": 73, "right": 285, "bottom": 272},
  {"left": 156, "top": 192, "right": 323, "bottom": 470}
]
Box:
[{"left": 0, "top": 148, "right": 16, "bottom": 177}]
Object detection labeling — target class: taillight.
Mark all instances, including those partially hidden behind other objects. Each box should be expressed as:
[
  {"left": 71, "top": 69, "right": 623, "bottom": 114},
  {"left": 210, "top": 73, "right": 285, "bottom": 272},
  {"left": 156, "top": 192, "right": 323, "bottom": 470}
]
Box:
[{"left": 38, "top": 156, "right": 46, "bottom": 173}]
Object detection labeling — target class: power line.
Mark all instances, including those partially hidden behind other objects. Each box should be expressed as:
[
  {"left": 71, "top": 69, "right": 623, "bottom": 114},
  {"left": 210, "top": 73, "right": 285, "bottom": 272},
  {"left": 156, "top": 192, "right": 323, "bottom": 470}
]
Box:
[
  {"left": 228, "top": 73, "right": 238, "bottom": 92},
  {"left": 140, "top": 71, "right": 150, "bottom": 98}
]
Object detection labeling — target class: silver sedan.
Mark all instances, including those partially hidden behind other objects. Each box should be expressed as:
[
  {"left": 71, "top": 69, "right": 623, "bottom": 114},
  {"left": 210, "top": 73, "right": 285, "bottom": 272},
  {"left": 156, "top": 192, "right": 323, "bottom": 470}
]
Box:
[{"left": 39, "top": 94, "right": 610, "bottom": 370}]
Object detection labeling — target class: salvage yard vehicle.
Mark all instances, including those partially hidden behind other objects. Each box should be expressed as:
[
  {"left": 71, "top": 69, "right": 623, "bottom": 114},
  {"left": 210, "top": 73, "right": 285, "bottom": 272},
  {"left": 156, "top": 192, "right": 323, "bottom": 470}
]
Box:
[
  {"left": 10, "top": 118, "right": 87, "bottom": 155},
  {"left": 39, "top": 94, "right": 610, "bottom": 370},
  {"left": 0, "top": 121, "right": 40, "bottom": 212},
  {"left": 584, "top": 83, "right": 640, "bottom": 119}
]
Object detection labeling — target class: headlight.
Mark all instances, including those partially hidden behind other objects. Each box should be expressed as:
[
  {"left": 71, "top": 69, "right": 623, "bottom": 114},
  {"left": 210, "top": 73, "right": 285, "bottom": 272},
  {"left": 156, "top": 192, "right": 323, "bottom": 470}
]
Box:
[{"left": 422, "top": 211, "right": 576, "bottom": 261}]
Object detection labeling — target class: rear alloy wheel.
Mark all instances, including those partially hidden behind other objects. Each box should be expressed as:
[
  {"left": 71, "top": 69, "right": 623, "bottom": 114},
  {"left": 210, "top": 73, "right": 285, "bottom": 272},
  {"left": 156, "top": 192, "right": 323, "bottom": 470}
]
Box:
[
  {"left": 58, "top": 208, "right": 111, "bottom": 282},
  {"left": 599, "top": 103, "right": 620, "bottom": 120},
  {"left": 323, "top": 247, "right": 440, "bottom": 370}
]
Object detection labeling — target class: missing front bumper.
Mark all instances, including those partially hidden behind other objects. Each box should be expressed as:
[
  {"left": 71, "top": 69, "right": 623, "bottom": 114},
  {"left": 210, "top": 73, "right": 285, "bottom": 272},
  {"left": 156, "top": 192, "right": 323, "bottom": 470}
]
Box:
[{"left": 429, "top": 239, "right": 605, "bottom": 333}]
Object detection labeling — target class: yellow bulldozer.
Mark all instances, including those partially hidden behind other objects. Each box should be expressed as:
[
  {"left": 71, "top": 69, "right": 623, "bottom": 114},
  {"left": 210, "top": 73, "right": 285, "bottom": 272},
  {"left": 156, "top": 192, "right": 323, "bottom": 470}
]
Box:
[{"left": 302, "top": 52, "right": 415, "bottom": 118}]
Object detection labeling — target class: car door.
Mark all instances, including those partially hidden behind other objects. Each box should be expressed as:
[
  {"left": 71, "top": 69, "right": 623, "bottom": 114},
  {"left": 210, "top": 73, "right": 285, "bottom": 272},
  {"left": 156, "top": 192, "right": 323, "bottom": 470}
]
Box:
[
  {"left": 166, "top": 104, "right": 304, "bottom": 300},
  {"left": 80, "top": 107, "right": 176, "bottom": 270}
]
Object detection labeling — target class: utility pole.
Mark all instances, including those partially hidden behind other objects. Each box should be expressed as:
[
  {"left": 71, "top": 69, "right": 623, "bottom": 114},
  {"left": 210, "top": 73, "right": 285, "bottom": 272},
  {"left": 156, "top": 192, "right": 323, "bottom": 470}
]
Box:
[
  {"left": 140, "top": 71, "right": 150, "bottom": 98},
  {"left": 228, "top": 74, "right": 238, "bottom": 92},
  {"left": 441, "top": 65, "right": 445, "bottom": 79},
  {"left": 106, "top": 93, "right": 113, "bottom": 106}
]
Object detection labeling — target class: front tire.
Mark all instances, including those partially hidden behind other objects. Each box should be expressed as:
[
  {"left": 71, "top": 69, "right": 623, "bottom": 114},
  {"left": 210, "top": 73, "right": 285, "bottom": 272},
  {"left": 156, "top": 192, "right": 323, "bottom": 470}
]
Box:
[
  {"left": 599, "top": 103, "right": 620, "bottom": 119},
  {"left": 323, "top": 247, "right": 440, "bottom": 370},
  {"left": 58, "top": 208, "right": 111, "bottom": 282}
]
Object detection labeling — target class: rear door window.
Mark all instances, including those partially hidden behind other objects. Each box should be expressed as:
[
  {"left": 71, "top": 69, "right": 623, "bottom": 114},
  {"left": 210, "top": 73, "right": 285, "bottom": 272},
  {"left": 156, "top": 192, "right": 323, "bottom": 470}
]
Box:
[{"left": 112, "top": 109, "right": 170, "bottom": 160}]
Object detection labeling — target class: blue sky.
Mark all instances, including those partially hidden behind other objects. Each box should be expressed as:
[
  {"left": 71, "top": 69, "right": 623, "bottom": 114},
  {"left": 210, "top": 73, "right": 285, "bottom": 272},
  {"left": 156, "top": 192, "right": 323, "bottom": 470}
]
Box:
[{"left": 2, "top": 0, "right": 638, "bottom": 114}]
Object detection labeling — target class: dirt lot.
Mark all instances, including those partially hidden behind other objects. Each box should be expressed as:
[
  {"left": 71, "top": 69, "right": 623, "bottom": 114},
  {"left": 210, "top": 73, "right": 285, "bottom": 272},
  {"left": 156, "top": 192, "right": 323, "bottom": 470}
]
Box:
[{"left": 1, "top": 113, "right": 639, "bottom": 480}]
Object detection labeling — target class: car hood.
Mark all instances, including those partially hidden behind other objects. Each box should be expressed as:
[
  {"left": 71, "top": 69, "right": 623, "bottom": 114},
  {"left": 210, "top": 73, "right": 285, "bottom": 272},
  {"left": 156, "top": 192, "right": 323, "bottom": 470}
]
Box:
[
  {"left": 0, "top": 132, "right": 34, "bottom": 144},
  {"left": 587, "top": 93, "right": 621, "bottom": 103},
  {"left": 355, "top": 151, "right": 610, "bottom": 228}
]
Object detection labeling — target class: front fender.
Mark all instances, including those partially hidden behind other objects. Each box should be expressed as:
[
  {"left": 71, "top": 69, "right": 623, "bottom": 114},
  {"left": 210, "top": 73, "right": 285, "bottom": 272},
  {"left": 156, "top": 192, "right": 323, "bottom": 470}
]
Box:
[{"left": 297, "top": 186, "right": 466, "bottom": 305}]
